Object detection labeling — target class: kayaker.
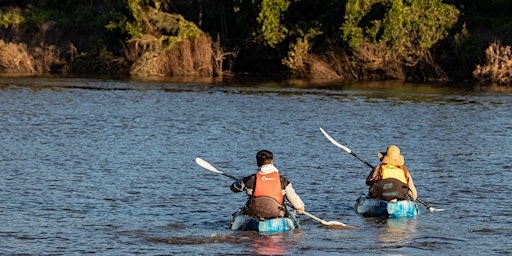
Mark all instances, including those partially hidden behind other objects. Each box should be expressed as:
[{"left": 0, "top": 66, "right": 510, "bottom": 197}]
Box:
[
  {"left": 230, "top": 150, "right": 305, "bottom": 220},
  {"left": 365, "top": 145, "right": 418, "bottom": 201}
]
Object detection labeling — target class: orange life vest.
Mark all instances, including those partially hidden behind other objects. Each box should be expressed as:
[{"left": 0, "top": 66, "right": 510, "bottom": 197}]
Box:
[{"left": 253, "top": 172, "right": 283, "bottom": 204}]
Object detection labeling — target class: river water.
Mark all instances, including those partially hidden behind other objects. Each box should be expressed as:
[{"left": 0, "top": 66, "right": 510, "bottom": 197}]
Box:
[{"left": 0, "top": 77, "right": 510, "bottom": 255}]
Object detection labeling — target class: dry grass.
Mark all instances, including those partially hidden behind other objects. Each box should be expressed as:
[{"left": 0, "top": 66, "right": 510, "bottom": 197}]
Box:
[
  {"left": 355, "top": 42, "right": 404, "bottom": 80},
  {"left": 0, "top": 40, "right": 66, "bottom": 74},
  {"left": 0, "top": 34, "right": 216, "bottom": 77},
  {"left": 284, "top": 39, "right": 355, "bottom": 80},
  {"left": 0, "top": 40, "right": 37, "bottom": 73},
  {"left": 129, "top": 51, "right": 169, "bottom": 76},
  {"left": 473, "top": 40, "right": 512, "bottom": 86},
  {"left": 308, "top": 54, "right": 343, "bottom": 80},
  {"left": 31, "top": 44, "right": 63, "bottom": 72},
  {"left": 354, "top": 42, "right": 448, "bottom": 81},
  {"left": 129, "top": 35, "right": 213, "bottom": 77}
]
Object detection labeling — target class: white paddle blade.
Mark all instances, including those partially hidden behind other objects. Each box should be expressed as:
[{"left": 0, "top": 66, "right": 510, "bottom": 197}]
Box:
[
  {"left": 319, "top": 127, "right": 352, "bottom": 153},
  {"left": 429, "top": 207, "right": 445, "bottom": 212},
  {"left": 324, "top": 221, "right": 347, "bottom": 226},
  {"left": 195, "top": 157, "right": 222, "bottom": 174},
  {"left": 303, "top": 211, "right": 347, "bottom": 226}
]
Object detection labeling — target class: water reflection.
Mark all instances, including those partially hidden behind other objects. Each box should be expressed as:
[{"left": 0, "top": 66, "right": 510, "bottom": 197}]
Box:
[
  {"left": 246, "top": 231, "right": 302, "bottom": 255},
  {"left": 379, "top": 218, "right": 417, "bottom": 244},
  {"left": 248, "top": 235, "right": 288, "bottom": 255}
]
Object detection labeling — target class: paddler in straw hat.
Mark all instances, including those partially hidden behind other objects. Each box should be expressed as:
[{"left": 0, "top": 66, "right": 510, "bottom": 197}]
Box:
[{"left": 365, "top": 145, "right": 418, "bottom": 202}]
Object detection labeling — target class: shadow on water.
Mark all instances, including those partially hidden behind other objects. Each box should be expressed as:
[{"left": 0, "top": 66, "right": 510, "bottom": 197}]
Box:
[{"left": 0, "top": 73, "right": 502, "bottom": 92}]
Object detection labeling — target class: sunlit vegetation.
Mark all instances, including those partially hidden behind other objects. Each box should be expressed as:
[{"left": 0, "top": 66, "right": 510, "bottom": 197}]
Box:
[
  {"left": 473, "top": 40, "right": 512, "bottom": 86},
  {"left": 341, "top": 0, "right": 459, "bottom": 81},
  {"left": 0, "top": 0, "right": 511, "bottom": 87},
  {"left": 107, "top": 0, "right": 212, "bottom": 76}
]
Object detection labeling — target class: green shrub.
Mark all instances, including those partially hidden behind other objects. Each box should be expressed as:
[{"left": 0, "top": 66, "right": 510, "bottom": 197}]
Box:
[
  {"left": 255, "top": 0, "right": 290, "bottom": 47},
  {"left": 0, "top": 7, "right": 25, "bottom": 28},
  {"left": 341, "top": 0, "right": 459, "bottom": 80}
]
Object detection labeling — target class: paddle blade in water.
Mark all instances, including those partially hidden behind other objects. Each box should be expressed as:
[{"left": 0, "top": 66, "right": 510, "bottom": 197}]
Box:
[{"left": 321, "top": 224, "right": 358, "bottom": 230}]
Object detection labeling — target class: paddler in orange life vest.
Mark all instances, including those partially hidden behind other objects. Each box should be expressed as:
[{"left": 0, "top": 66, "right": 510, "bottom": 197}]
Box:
[
  {"left": 366, "top": 145, "right": 418, "bottom": 202},
  {"left": 230, "top": 150, "right": 305, "bottom": 220}
]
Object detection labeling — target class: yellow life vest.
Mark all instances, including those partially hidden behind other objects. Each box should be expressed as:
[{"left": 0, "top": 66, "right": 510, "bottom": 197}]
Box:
[{"left": 381, "top": 164, "right": 407, "bottom": 184}]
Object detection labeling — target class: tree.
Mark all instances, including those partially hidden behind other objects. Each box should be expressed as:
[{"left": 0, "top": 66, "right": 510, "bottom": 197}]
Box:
[
  {"left": 107, "top": 0, "right": 212, "bottom": 76},
  {"left": 342, "top": 0, "right": 459, "bottom": 80}
]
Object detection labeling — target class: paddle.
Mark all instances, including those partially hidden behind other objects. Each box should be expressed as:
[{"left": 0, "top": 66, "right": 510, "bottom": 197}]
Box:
[
  {"left": 302, "top": 211, "right": 348, "bottom": 226},
  {"left": 319, "top": 127, "right": 444, "bottom": 212},
  {"left": 195, "top": 157, "right": 352, "bottom": 227},
  {"left": 195, "top": 157, "right": 239, "bottom": 180}
]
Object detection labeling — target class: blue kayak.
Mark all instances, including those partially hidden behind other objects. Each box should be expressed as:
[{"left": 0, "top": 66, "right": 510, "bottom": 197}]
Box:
[
  {"left": 354, "top": 195, "right": 419, "bottom": 218},
  {"left": 229, "top": 211, "right": 300, "bottom": 233}
]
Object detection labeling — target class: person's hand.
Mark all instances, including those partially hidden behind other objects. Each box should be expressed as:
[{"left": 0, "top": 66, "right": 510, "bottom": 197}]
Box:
[
  {"left": 294, "top": 208, "right": 304, "bottom": 214},
  {"left": 233, "top": 181, "right": 243, "bottom": 190},
  {"left": 230, "top": 179, "right": 244, "bottom": 192}
]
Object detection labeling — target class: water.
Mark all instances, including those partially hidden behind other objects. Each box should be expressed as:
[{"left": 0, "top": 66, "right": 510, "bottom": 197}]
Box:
[{"left": 0, "top": 77, "right": 510, "bottom": 255}]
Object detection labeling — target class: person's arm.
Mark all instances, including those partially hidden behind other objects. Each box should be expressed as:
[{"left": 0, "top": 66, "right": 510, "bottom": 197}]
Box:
[
  {"left": 284, "top": 183, "right": 305, "bottom": 214},
  {"left": 366, "top": 165, "right": 381, "bottom": 185},
  {"left": 404, "top": 167, "right": 418, "bottom": 200}
]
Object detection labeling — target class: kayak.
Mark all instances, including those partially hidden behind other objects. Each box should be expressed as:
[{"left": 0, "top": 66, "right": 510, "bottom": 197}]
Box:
[
  {"left": 354, "top": 195, "right": 419, "bottom": 218},
  {"left": 229, "top": 211, "right": 300, "bottom": 233}
]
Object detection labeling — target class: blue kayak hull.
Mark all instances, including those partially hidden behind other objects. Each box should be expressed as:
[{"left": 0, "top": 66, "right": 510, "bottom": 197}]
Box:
[
  {"left": 229, "top": 213, "right": 300, "bottom": 233},
  {"left": 355, "top": 195, "right": 419, "bottom": 218}
]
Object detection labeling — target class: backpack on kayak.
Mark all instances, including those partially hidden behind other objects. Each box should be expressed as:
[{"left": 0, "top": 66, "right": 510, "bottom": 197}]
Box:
[
  {"left": 369, "top": 178, "right": 409, "bottom": 201},
  {"left": 244, "top": 196, "right": 286, "bottom": 220}
]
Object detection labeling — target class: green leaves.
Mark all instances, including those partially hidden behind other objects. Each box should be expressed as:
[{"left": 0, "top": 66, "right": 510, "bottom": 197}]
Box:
[
  {"left": 341, "top": 0, "right": 459, "bottom": 79},
  {"left": 0, "top": 7, "right": 25, "bottom": 28},
  {"left": 255, "top": 0, "right": 290, "bottom": 47},
  {"left": 343, "top": 0, "right": 459, "bottom": 52},
  {"left": 108, "top": 0, "right": 203, "bottom": 47}
]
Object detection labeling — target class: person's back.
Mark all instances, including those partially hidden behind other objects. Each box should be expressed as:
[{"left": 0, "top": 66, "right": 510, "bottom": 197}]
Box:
[
  {"left": 366, "top": 145, "right": 417, "bottom": 201},
  {"left": 231, "top": 150, "right": 305, "bottom": 219}
]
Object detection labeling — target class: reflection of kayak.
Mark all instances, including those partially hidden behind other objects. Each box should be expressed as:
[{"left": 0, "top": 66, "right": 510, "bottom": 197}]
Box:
[
  {"left": 229, "top": 211, "right": 300, "bottom": 233},
  {"left": 354, "top": 195, "right": 419, "bottom": 218}
]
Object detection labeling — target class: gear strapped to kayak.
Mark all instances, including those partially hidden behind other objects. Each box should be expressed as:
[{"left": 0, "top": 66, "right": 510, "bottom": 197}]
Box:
[
  {"left": 369, "top": 178, "right": 409, "bottom": 201},
  {"left": 245, "top": 196, "right": 286, "bottom": 219},
  {"left": 368, "top": 164, "right": 410, "bottom": 201}
]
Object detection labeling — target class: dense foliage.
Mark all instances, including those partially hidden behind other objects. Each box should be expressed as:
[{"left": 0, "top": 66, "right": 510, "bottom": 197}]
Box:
[
  {"left": 0, "top": 0, "right": 511, "bottom": 86},
  {"left": 342, "top": 0, "right": 459, "bottom": 80}
]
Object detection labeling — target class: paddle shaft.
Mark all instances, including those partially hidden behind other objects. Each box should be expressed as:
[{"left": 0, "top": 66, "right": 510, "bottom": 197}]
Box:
[
  {"left": 221, "top": 172, "right": 237, "bottom": 180},
  {"left": 416, "top": 198, "right": 434, "bottom": 210},
  {"left": 302, "top": 211, "right": 324, "bottom": 223},
  {"left": 319, "top": 128, "right": 435, "bottom": 211},
  {"left": 350, "top": 151, "right": 374, "bottom": 169},
  {"left": 195, "top": 157, "right": 238, "bottom": 180},
  {"left": 286, "top": 203, "right": 347, "bottom": 226},
  {"left": 320, "top": 127, "right": 374, "bottom": 169}
]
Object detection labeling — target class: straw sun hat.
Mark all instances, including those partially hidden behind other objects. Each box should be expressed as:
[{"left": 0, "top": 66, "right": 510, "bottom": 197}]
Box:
[{"left": 378, "top": 145, "right": 404, "bottom": 166}]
